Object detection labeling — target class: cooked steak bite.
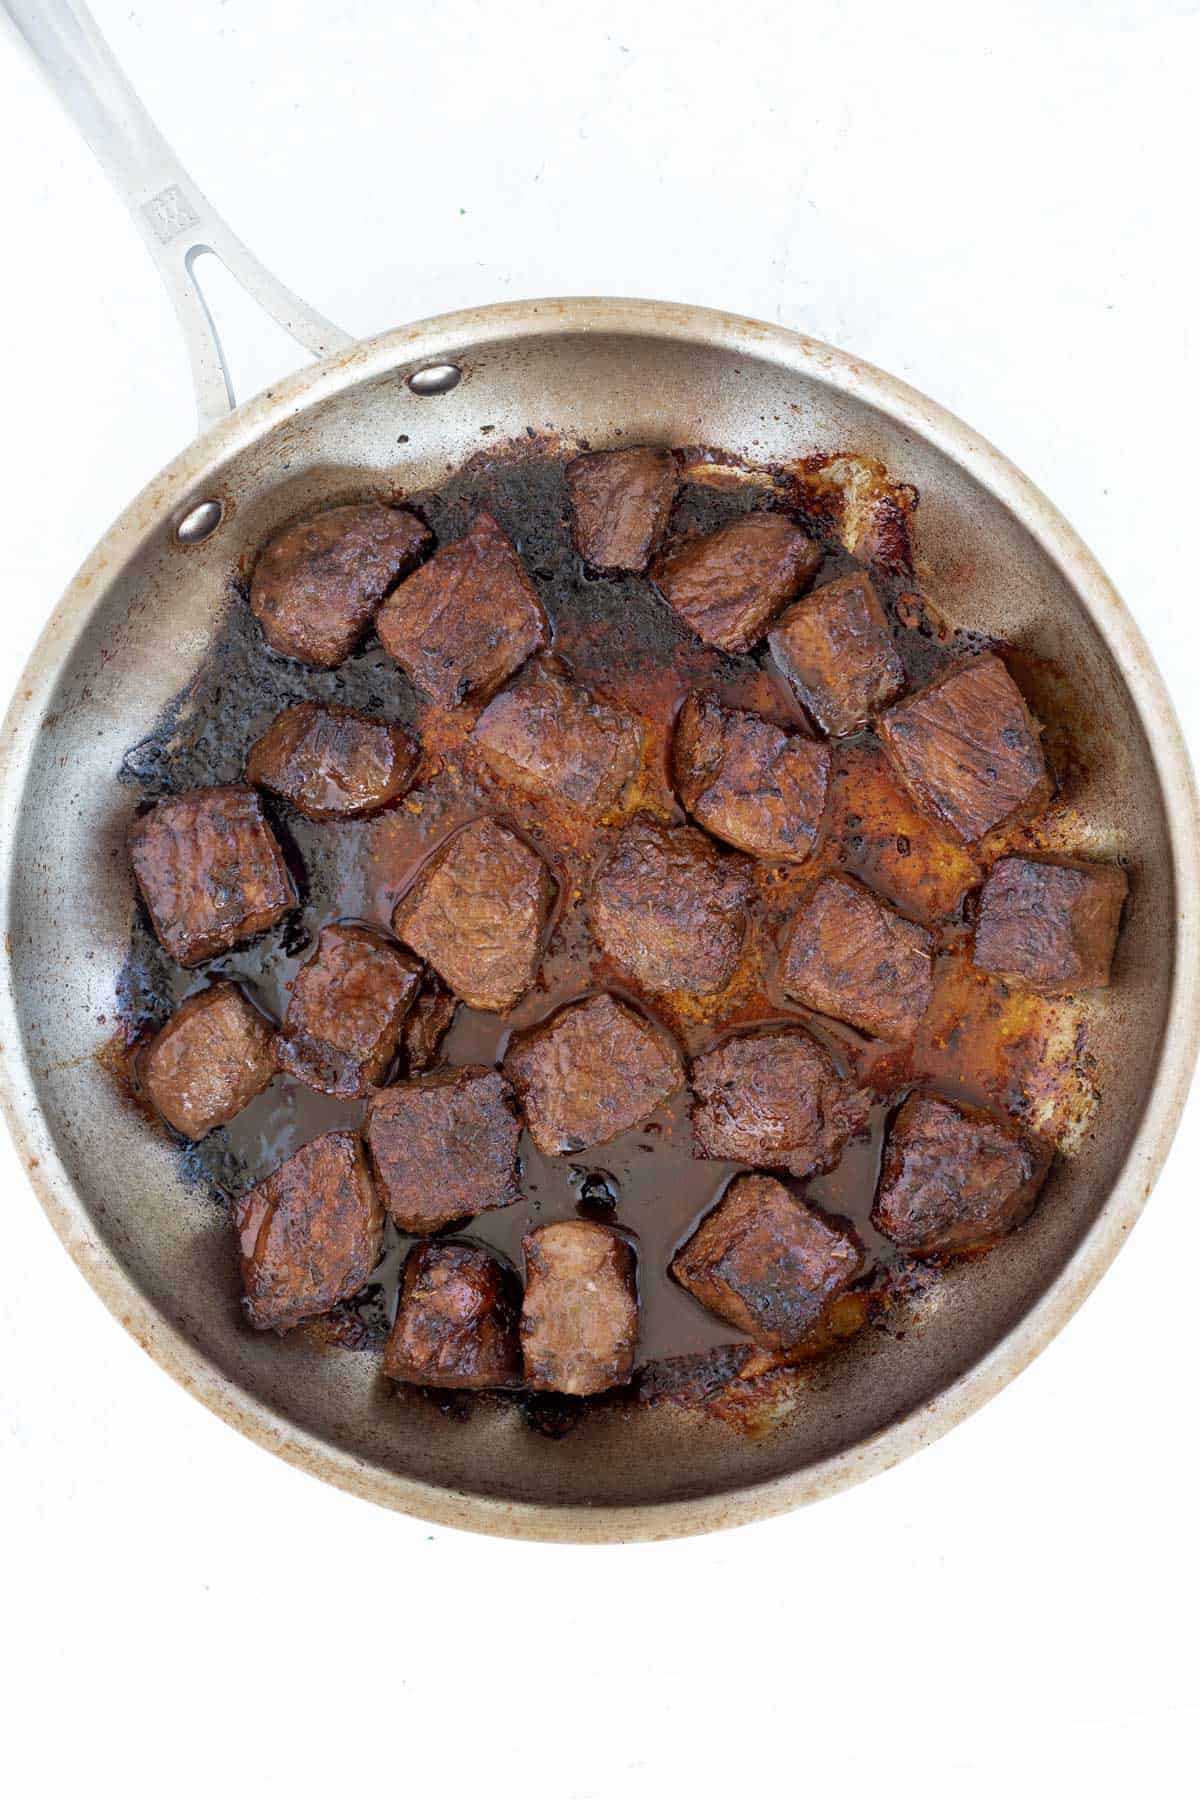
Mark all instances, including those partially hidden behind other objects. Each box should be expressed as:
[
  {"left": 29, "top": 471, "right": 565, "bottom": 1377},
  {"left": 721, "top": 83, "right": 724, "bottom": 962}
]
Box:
[
  {"left": 128, "top": 784, "right": 295, "bottom": 966},
  {"left": 400, "top": 975, "right": 458, "bottom": 1075},
  {"left": 235, "top": 1131, "right": 383, "bottom": 1331},
  {"left": 672, "top": 1173, "right": 864, "bottom": 1350},
  {"left": 878, "top": 653, "right": 1052, "bottom": 843},
  {"left": 768, "top": 571, "right": 904, "bottom": 736},
  {"left": 249, "top": 502, "right": 431, "bottom": 668},
  {"left": 383, "top": 1241, "right": 522, "bottom": 1388},
  {"left": 973, "top": 854, "right": 1128, "bottom": 993},
  {"left": 650, "top": 512, "right": 823, "bottom": 653},
  {"left": 504, "top": 993, "right": 683, "bottom": 1154},
  {"left": 245, "top": 701, "right": 419, "bottom": 820},
  {"left": 781, "top": 874, "right": 934, "bottom": 1040},
  {"left": 872, "top": 1091, "right": 1052, "bottom": 1256},
  {"left": 591, "top": 814, "right": 753, "bottom": 996},
  {"left": 690, "top": 1028, "right": 870, "bottom": 1179},
  {"left": 141, "top": 981, "right": 275, "bottom": 1140},
  {"left": 391, "top": 817, "right": 555, "bottom": 1012},
  {"left": 276, "top": 924, "right": 422, "bottom": 1098},
  {"left": 471, "top": 659, "right": 644, "bottom": 814},
  {"left": 364, "top": 1066, "right": 522, "bottom": 1233},
  {"left": 672, "top": 690, "right": 829, "bottom": 863},
  {"left": 565, "top": 445, "right": 679, "bottom": 573},
  {"left": 376, "top": 511, "right": 549, "bottom": 707},
  {"left": 521, "top": 1220, "right": 638, "bottom": 1395}
]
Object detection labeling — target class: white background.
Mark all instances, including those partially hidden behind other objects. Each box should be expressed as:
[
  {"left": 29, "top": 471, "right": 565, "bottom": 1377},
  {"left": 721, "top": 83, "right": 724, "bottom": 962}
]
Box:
[{"left": 2, "top": 3, "right": 1197, "bottom": 1794}]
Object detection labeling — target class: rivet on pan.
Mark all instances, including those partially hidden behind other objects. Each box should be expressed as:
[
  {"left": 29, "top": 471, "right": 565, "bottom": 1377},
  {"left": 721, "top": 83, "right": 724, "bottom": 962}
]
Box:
[
  {"left": 407, "top": 363, "right": 462, "bottom": 396},
  {"left": 176, "top": 500, "right": 224, "bottom": 545}
]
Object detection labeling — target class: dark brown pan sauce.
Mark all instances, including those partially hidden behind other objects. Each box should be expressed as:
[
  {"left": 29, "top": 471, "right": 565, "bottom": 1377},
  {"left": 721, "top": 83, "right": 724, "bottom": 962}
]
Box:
[{"left": 110, "top": 441, "right": 1100, "bottom": 1437}]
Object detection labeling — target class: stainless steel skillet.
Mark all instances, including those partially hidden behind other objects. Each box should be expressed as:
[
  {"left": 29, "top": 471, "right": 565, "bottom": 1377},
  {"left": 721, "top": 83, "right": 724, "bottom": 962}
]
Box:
[{"left": 1, "top": 0, "right": 1196, "bottom": 1542}]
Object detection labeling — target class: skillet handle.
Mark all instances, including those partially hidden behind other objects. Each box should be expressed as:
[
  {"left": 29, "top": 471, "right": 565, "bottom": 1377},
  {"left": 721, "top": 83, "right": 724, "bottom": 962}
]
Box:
[{"left": 2, "top": 0, "right": 354, "bottom": 432}]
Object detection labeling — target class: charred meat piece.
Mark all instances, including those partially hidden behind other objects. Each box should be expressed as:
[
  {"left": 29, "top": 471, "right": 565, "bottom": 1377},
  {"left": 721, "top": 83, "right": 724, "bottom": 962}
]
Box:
[
  {"left": 504, "top": 993, "right": 683, "bottom": 1154},
  {"left": 521, "top": 1220, "right": 638, "bottom": 1395},
  {"left": 690, "top": 1028, "right": 870, "bottom": 1179},
  {"left": 376, "top": 511, "right": 549, "bottom": 707},
  {"left": 828, "top": 740, "right": 982, "bottom": 925},
  {"left": 249, "top": 502, "right": 431, "bottom": 668},
  {"left": 364, "top": 1066, "right": 522, "bottom": 1233},
  {"left": 141, "top": 981, "right": 275, "bottom": 1140},
  {"left": 672, "top": 1173, "right": 864, "bottom": 1350},
  {"left": 797, "top": 454, "right": 916, "bottom": 575},
  {"left": 672, "top": 690, "right": 829, "bottom": 863},
  {"left": 392, "top": 817, "right": 555, "bottom": 1012},
  {"left": 872, "top": 1091, "right": 1052, "bottom": 1256},
  {"left": 128, "top": 784, "right": 295, "bottom": 967},
  {"left": 650, "top": 512, "right": 822, "bottom": 653},
  {"left": 276, "top": 924, "right": 422, "bottom": 1098},
  {"left": 383, "top": 1240, "right": 522, "bottom": 1389},
  {"left": 565, "top": 445, "right": 679, "bottom": 573},
  {"left": 973, "top": 854, "right": 1128, "bottom": 993},
  {"left": 245, "top": 701, "right": 420, "bottom": 820},
  {"left": 591, "top": 814, "right": 753, "bottom": 997},
  {"left": 235, "top": 1131, "right": 383, "bottom": 1331},
  {"left": 768, "top": 571, "right": 905, "bottom": 736},
  {"left": 781, "top": 874, "right": 935, "bottom": 1040},
  {"left": 878, "top": 653, "right": 1052, "bottom": 843},
  {"left": 471, "top": 659, "right": 644, "bottom": 814},
  {"left": 400, "top": 975, "right": 458, "bottom": 1075}
]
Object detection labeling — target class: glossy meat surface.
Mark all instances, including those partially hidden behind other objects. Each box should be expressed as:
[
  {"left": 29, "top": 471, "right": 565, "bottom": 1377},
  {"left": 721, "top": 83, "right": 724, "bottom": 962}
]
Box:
[
  {"left": 249, "top": 502, "right": 431, "bottom": 668},
  {"left": 590, "top": 813, "right": 753, "bottom": 996},
  {"left": 392, "top": 817, "right": 555, "bottom": 1012},
  {"left": 672, "top": 1173, "right": 864, "bottom": 1350},
  {"left": 690, "top": 1027, "right": 870, "bottom": 1178},
  {"left": 471, "top": 659, "right": 644, "bottom": 814},
  {"left": 275, "top": 924, "right": 422, "bottom": 1098},
  {"left": 376, "top": 511, "right": 549, "bottom": 706},
  {"left": 235, "top": 1131, "right": 383, "bottom": 1331},
  {"left": 399, "top": 975, "right": 458, "bottom": 1075},
  {"left": 878, "top": 653, "right": 1052, "bottom": 843},
  {"left": 768, "top": 570, "right": 904, "bottom": 736},
  {"left": 245, "top": 701, "right": 419, "bottom": 820},
  {"left": 521, "top": 1220, "right": 638, "bottom": 1395},
  {"left": 872, "top": 1091, "right": 1052, "bottom": 1255},
  {"left": 672, "top": 689, "right": 829, "bottom": 862},
  {"left": 141, "top": 981, "right": 275, "bottom": 1140},
  {"left": 650, "top": 511, "right": 822, "bottom": 653},
  {"left": 383, "top": 1240, "right": 522, "bottom": 1388},
  {"left": 364, "top": 1065, "right": 522, "bottom": 1233},
  {"left": 504, "top": 993, "right": 683, "bottom": 1154},
  {"left": 128, "top": 784, "right": 295, "bottom": 966},
  {"left": 781, "top": 874, "right": 935, "bottom": 1040},
  {"left": 973, "top": 855, "right": 1128, "bottom": 992},
  {"left": 566, "top": 445, "right": 679, "bottom": 573}
]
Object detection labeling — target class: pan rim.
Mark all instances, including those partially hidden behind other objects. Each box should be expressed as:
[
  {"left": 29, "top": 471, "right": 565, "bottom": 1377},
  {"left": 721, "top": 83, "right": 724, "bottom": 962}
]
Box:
[{"left": 2, "top": 295, "right": 1197, "bottom": 1542}]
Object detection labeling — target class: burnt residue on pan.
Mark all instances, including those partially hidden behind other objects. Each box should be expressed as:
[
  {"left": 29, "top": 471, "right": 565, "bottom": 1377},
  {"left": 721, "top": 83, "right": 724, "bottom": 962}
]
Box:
[{"left": 108, "top": 438, "right": 1100, "bottom": 1439}]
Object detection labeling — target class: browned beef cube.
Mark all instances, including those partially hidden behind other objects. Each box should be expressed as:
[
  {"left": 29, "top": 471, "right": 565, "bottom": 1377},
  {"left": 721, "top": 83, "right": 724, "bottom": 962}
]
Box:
[
  {"left": 799, "top": 454, "right": 916, "bottom": 574},
  {"left": 672, "top": 1173, "right": 864, "bottom": 1349},
  {"left": 276, "top": 924, "right": 422, "bottom": 1098},
  {"left": 650, "top": 512, "right": 822, "bottom": 653},
  {"left": 235, "top": 1130, "right": 383, "bottom": 1331},
  {"left": 690, "top": 1028, "right": 869, "bottom": 1178},
  {"left": 250, "top": 502, "right": 431, "bottom": 668},
  {"left": 400, "top": 975, "right": 458, "bottom": 1075},
  {"left": 521, "top": 1221, "right": 638, "bottom": 1395},
  {"left": 504, "top": 992, "right": 683, "bottom": 1154},
  {"left": 245, "top": 701, "right": 419, "bottom": 820},
  {"left": 392, "top": 817, "right": 555, "bottom": 1012},
  {"left": 590, "top": 814, "right": 753, "bottom": 996},
  {"left": 781, "top": 874, "right": 935, "bottom": 1040},
  {"left": 376, "top": 512, "right": 549, "bottom": 707},
  {"left": 128, "top": 785, "right": 296, "bottom": 967},
  {"left": 973, "top": 854, "right": 1128, "bottom": 993},
  {"left": 566, "top": 445, "right": 679, "bottom": 573},
  {"left": 768, "top": 571, "right": 905, "bottom": 736},
  {"left": 471, "top": 660, "right": 644, "bottom": 814},
  {"left": 364, "top": 1066, "right": 522, "bottom": 1232},
  {"left": 383, "top": 1241, "right": 522, "bottom": 1388},
  {"left": 672, "top": 690, "right": 829, "bottom": 863},
  {"left": 872, "top": 1091, "right": 1052, "bottom": 1256},
  {"left": 878, "top": 653, "right": 1052, "bottom": 843},
  {"left": 141, "top": 981, "right": 275, "bottom": 1140}
]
